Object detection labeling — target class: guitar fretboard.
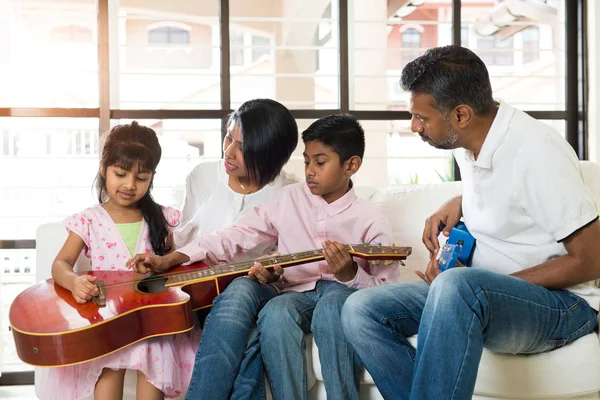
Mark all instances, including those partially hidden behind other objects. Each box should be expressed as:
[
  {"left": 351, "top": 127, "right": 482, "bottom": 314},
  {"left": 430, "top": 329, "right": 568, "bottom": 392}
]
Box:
[{"left": 167, "top": 248, "right": 331, "bottom": 285}]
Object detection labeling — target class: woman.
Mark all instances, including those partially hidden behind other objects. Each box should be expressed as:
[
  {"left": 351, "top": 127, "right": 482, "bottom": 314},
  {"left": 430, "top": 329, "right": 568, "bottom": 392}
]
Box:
[{"left": 174, "top": 98, "right": 298, "bottom": 252}]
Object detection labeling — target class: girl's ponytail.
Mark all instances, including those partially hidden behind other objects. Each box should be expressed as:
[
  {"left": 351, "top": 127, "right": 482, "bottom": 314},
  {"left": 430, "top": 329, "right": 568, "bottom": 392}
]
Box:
[{"left": 138, "top": 191, "right": 171, "bottom": 256}]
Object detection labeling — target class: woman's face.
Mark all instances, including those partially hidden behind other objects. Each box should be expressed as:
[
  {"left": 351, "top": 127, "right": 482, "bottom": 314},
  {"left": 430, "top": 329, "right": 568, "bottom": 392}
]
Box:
[{"left": 222, "top": 122, "right": 248, "bottom": 178}]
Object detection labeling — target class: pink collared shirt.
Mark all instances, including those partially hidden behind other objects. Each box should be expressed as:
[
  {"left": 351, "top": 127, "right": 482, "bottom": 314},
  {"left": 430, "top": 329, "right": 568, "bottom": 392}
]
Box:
[{"left": 177, "top": 182, "right": 400, "bottom": 292}]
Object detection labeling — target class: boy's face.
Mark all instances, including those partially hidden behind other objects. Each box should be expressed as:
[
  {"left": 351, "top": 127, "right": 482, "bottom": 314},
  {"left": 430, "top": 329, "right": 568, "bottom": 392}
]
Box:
[{"left": 303, "top": 140, "right": 358, "bottom": 204}]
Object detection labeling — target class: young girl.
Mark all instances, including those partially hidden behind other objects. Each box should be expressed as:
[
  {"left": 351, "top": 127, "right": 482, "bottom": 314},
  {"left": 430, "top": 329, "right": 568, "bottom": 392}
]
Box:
[{"left": 41, "top": 122, "right": 198, "bottom": 400}]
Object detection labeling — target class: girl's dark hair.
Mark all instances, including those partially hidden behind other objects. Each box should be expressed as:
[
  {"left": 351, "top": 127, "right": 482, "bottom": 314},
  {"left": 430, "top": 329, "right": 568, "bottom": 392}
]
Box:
[
  {"left": 96, "top": 121, "right": 172, "bottom": 256},
  {"left": 227, "top": 99, "right": 298, "bottom": 187}
]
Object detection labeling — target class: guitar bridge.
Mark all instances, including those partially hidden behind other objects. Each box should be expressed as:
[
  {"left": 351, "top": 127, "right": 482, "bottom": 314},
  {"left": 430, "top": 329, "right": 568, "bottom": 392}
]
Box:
[{"left": 92, "top": 280, "right": 106, "bottom": 307}]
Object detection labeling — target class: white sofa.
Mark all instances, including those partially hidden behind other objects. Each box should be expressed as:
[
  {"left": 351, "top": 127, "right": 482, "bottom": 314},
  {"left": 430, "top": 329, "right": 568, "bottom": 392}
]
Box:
[{"left": 33, "top": 161, "right": 600, "bottom": 399}]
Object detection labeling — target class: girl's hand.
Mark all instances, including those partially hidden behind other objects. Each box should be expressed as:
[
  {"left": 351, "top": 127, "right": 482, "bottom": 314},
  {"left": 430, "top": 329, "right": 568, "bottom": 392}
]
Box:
[
  {"left": 322, "top": 240, "right": 357, "bottom": 282},
  {"left": 71, "top": 274, "right": 99, "bottom": 304},
  {"left": 126, "top": 253, "right": 168, "bottom": 274},
  {"left": 248, "top": 262, "right": 284, "bottom": 284}
]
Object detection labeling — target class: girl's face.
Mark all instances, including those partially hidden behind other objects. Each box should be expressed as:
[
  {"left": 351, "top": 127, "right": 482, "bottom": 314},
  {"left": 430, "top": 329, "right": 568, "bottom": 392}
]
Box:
[
  {"left": 103, "top": 162, "right": 153, "bottom": 209},
  {"left": 222, "top": 122, "right": 248, "bottom": 179}
]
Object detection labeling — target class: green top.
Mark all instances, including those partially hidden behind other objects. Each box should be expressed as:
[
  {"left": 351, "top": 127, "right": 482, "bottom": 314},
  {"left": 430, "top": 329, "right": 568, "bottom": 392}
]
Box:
[{"left": 115, "top": 221, "right": 142, "bottom": 257}]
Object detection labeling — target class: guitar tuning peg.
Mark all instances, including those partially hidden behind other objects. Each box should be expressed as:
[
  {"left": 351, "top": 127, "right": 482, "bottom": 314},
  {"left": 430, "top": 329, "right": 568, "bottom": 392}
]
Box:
[
  {"left": 391, "top": 243, "right": 396, "bottom": 249},
  {"left": 368, "top": 249, "right": 373, "bottom": 254}
]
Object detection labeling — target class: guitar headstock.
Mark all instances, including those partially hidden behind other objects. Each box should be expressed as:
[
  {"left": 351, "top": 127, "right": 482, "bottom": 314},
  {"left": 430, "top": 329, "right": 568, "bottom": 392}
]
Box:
[{"left": 347, "top": 244, "right": 411, "bottom": 260}]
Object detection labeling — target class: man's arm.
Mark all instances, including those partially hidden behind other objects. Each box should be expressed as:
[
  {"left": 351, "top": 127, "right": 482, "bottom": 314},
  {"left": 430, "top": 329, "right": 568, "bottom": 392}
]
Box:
[{"left": 512, "top": 219, "right": 600, "bottom": 289}]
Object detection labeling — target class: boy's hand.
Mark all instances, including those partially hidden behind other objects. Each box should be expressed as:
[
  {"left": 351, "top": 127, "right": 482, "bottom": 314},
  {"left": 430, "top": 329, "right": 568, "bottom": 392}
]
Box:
[
  {"left": 248, "top": 262, "right": 284, "bottom": 284},
  {"left": 126, "top": 253, "right": 169, "bottom": 274},
  {"left": 322, "top": 240, "right": 357, "bottom": 282},
  {"left": 71, "top": 274, "right": 99, "bottom": 304}
]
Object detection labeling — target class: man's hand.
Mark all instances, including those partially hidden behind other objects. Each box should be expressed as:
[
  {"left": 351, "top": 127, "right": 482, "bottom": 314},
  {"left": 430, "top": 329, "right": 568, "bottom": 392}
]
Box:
[
  {"left": 322, "top": 240, "right": 358, "bottom": 282},
  {"left": 423, "top": 195, "right": 463, "bottom": 257},
  {"left": 416, "top": 255, "right": 464, "bottom": 285},
  {"left": 126, "top": 253, "right": 169, "bottom": 274},
  {"left": 70, "top": 274, "right": 99, "bottom": 304}
]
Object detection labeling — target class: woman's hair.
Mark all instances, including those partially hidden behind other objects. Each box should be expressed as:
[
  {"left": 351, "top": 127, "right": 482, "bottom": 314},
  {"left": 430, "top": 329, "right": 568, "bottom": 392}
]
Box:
[
  {"left": 227, "top": 99, "right": 298, "bottom": 187},
  {"left": 96, "top": 121, "right": 172, "bottom": 256}
]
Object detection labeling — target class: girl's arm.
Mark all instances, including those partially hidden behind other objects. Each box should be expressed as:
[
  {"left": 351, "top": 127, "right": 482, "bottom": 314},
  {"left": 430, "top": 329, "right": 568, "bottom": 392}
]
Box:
[{"left": 52, "top": 231, "right": 99, "bottom": 304}]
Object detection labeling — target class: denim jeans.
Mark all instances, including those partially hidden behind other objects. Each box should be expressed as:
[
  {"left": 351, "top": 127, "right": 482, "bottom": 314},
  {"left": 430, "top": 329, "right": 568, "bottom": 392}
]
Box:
[
  {"left": 258, "top": 280, "right": 361, "bottom": 400},
  {"left": 185, "top": 277, "right": 278, "bottom": 400},
  {"left": 341, "top": 268, "right": 598, "bottom": 400}
]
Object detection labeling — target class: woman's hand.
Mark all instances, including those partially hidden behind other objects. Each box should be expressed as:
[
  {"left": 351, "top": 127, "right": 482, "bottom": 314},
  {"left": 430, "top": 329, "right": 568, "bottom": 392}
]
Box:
[
  {"left": 70, "top": 274, "right": 99, "bottom": 304},
  {"left": 323, "top": 240, "right": 358, "bottom": 282},
  {"left": 422, "top": 195, "right": 463, "bottom": 257}
]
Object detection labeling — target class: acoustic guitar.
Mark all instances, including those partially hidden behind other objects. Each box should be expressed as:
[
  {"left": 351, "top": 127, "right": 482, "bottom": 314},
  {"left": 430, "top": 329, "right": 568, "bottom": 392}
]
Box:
[{"left": 10, "top": 244, "right": 410, "bottom": 367}]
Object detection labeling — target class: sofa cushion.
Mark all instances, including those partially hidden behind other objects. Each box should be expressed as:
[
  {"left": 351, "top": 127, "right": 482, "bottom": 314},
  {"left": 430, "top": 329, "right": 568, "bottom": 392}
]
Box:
[{"left": 370, "top": 182, "right": 462, "bottom": 280}]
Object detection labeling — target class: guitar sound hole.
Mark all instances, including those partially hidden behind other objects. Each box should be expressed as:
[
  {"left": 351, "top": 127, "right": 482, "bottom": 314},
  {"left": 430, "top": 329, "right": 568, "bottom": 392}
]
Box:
[{"left": 137, "top": 276, "right": 168, "bottom": 294}]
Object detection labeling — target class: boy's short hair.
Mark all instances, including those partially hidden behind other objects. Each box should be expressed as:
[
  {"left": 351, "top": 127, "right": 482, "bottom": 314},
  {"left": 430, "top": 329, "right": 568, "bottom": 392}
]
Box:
[{"left": 302, "top": 114, "right": 365, "bottom": 163}]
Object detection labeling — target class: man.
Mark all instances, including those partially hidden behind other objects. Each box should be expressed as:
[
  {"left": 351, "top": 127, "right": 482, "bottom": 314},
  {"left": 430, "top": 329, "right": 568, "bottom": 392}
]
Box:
[{"left": 341, "top": 45, "right": 600, "bottom": 400}]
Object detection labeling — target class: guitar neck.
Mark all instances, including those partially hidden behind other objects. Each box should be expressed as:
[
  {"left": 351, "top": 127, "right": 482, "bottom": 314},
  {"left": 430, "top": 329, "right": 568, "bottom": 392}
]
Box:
[{"left": 165, "top": 244, "right": 410, "bottom": 286}]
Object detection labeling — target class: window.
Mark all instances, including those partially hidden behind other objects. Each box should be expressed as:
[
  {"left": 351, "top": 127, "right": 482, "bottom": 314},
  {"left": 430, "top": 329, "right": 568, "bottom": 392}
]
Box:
[
  {"left": 251, "top": 35, "right": 271, "bottom": 63},
  {"left": 148, "top": 26, "right": 190, "bottom": 45},
  {"left": 230, "top": 30, "right": 245, "bottom": 66},
  {"left": 476, "top": 35, "right": 514, "bottom": 66},
  {"left": 522, "top": 26, "right": 540, "bottom": 63},
  {"left": 401, "top": 28, "right": 421, "bottom": 66},
  {"left": 50, "top": 25, "right": 93, "bottom": 42},
  {"left": 0, "top": 20, "right": 9, "bottom": 64},
  {"left": 461, "top": 25, "right": 469, "bottom": 47}
]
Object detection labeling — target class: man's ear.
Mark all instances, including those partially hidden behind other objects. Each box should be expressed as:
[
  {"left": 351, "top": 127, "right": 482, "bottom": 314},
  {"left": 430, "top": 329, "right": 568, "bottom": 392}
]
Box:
[
  {"left": 346, "top": 155, "right": 362, "bottom": 175},
  {"left": 454, "top": 105, "right": 474, "bottom": 129}
]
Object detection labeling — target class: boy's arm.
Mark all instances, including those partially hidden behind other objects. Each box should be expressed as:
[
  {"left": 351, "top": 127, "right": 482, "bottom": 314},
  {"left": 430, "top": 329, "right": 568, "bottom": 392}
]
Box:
[
  {"left": 178, "top": 205, "right": 278, "bottom": 264},
  {"left": 147, "top": 203, "right": 279, "bottom": 271},
  {"left": 345, "top": 217, "right": 401, "bottom": 289}
]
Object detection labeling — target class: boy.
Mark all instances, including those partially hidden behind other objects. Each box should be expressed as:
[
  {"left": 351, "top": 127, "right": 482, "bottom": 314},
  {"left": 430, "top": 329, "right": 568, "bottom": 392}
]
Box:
[{"left": 128, "top": 114, "right": 400, "bottom": 400}]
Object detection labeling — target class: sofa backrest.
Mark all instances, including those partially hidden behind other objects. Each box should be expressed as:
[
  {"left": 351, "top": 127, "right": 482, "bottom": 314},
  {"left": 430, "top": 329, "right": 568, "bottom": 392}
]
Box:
[
  {"left": 35, "top": 223, "right": 90, "bottom": 282},
  {"left": 368, "top": 182, "right": 462, "bottom": 280},
  {"left": 35, "top": 162, "right": 600, "bottom": 285}
]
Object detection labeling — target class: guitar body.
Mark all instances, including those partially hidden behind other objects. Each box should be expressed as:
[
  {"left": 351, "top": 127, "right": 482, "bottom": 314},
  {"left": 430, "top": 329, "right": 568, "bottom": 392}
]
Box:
[
  {"left": 10, "top": 244, "right": 410, "bottom": 367},
  {"left": 10, "top": 262, "right": 245, "bottom": 367}
]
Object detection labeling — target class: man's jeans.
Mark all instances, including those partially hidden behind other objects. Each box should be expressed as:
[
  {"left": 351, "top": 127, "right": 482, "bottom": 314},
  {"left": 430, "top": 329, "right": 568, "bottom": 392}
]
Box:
[
  {"left": 258, "top": 280, "right": 361, "bottom": 400},
  {"left": 185, "top": 277, "right": 278, "bottom": 400},
  {"left": 341, "top": 268, "right": 598, "bottom": 400}
]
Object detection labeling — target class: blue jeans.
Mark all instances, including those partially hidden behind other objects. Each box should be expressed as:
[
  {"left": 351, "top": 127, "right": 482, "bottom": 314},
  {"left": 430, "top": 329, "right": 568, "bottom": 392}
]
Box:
[
  {"left": 258, "top": 280, "right": 361, "bottom": 400},
  {"left": 185, "top": 277, "right": 278, "bottom": 400},
  {"left": 341, "top": 268, "right": 598, "bottom": 400}
]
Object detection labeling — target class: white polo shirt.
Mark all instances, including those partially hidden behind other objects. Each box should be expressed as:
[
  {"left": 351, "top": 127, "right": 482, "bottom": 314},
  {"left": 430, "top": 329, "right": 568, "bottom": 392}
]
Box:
[{"left": 455, "top": 100, "right": 600, "bottom": 310}]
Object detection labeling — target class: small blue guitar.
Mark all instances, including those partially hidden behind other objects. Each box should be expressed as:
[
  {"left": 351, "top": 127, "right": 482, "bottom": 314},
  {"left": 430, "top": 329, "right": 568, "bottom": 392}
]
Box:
[{"left": 436, "top": 222, "right": 476, "bottom": 272}]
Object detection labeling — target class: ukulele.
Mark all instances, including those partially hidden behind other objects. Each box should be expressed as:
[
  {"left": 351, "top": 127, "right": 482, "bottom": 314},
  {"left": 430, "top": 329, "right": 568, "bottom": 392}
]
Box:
[
  {"left": 436, "top": 222, "right": 475, "bottom": 271},
  {"left": 10, "top": 244, "right": 410, "bottom": 367}
]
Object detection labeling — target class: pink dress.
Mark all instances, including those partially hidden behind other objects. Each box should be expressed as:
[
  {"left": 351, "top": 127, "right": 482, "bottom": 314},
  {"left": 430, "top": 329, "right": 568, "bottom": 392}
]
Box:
[{"left": 38, "top": 204, "right": 200, "bottom": 399}]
